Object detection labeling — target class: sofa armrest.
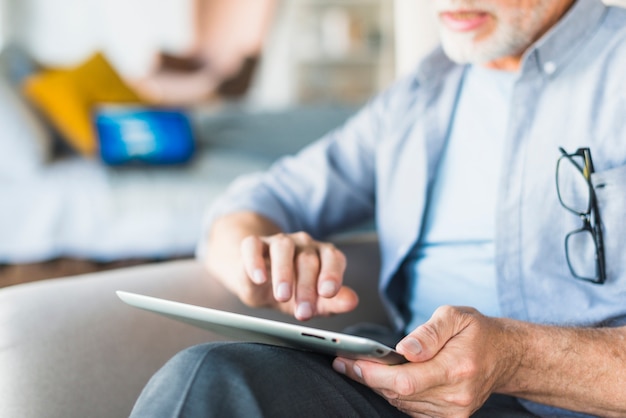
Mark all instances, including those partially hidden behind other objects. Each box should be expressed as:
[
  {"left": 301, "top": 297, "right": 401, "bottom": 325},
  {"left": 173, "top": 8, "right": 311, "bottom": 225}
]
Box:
[{"left": 0, "top": 236, "right": 386, "bottom": 418}]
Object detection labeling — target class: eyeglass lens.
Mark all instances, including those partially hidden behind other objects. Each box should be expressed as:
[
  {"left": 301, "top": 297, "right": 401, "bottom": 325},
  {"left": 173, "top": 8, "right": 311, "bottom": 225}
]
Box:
[
  {"left": 557, "top": 154, "right": 591, "bottom": 215},
  {"left": 565, "top": 228, "right": 598, "bottom": 280}
]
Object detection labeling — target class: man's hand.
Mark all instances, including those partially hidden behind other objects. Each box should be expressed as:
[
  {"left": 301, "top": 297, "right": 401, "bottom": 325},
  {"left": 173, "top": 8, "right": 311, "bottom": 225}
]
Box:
[
  {"left": 332, "top": 306, "right": 523, "bottom": 417},
  {"left": 237, "top": 231, "right": 359, "bottom": 320},
  {"left": 204, "top": 212, "right": 359, "bottom": 321}
]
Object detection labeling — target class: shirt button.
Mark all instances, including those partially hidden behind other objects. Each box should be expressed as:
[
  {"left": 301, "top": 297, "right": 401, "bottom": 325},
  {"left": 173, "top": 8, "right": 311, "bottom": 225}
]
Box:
[{"left": 543, "top": 61, "right": 557, "bottom": 75}]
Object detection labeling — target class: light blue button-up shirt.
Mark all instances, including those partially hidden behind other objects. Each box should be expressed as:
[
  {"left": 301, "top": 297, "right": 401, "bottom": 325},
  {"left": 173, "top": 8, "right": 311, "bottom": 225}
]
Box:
[
  {"left": 199, "top": 2, "right": 626, "bottom": 414},
  {"left": 403, "top": 64, "right": 517, "bottom": 331}
]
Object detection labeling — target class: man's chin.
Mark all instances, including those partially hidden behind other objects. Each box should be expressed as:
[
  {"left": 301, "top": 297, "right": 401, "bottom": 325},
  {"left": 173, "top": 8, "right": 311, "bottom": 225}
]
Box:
[
  {"left": 440, "top": 43, "right": 494, "bottom": 65},
  {"left": 439, "top": 27, "right": 534, "bottom": 67},
  {"left": 440, "top": 36, "right": 521, "bottom": 66}
]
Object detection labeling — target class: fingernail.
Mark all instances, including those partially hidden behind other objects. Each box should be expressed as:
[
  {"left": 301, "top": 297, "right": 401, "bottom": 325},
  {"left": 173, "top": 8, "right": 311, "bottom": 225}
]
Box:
[
  {"left": 332, "top": 359, "right": 346, "bottom": 374},
  {"left": 252, "top": 269, "right": 266, "bottom": 284},
  {"left": 296, "top": 302, "right": 312, "bottom": 319},
  {"left": 353, "top": 364, "right": 363, "bottom": 379},
  {"left": 399, "top": 337, "right": 422, "bottom": 356},
  {"left": 276, "top": 282, "right": 291, "bottom": 301},
  {"left": 319, "top": 280, "right": 337, "bottom": 296}
]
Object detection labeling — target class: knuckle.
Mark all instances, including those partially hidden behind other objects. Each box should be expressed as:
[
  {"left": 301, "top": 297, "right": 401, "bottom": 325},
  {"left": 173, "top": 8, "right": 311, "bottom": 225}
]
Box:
[
  {"left": 296, "top": 249, "right": 319, "bottom": 264},
  {"left": 274, "top": 265, "right": 294, "bottom": 281},
  {"left": 435, "top": 304, "right": 458, "bottom": 317},
  {"left": 298, "top": 245, "right": 317, "bottom": 255},
  {"left": 321, "top": 242, "right": 344, "bottom": 256},
  {"left": 292, "top": 231, "right": 313, "bottom": 244},
  {"left": 463, "top": 306, "right": 480, "bottom": 315},
  {"left": 438, "top": 305, "right": 480, "bottom": 322},
  {"left": 434, "top": 305, "right": 479, "bottom": 329},
  {"left": 272, "top": 233, "right": 293, "bottom": 246},
  {"left": 456, "top": 358, "right": 479, "bottom": 381},
  {"left": 393, "top": 372, "right": 416, "bottom": 397},
  {"left": 443, "top": 390, "right": 475, "bottom": 409}
]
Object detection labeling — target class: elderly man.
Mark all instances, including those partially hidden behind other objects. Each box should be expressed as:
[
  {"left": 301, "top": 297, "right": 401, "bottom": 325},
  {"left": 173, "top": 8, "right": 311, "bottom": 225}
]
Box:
[{"left": 131, "top": 0, "right": 626, "bottom": 416}]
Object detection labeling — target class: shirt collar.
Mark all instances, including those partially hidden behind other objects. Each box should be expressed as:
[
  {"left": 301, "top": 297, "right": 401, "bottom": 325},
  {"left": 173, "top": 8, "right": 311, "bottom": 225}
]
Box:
[
  {"left": 413, "top": 47, "right": 456, "bottom": 88},
  {"left": 413, "top": 0, "right": 608, "bottom": 84},
  {"left": 521, "top": 0, "right": 608, "bottom": 77}
]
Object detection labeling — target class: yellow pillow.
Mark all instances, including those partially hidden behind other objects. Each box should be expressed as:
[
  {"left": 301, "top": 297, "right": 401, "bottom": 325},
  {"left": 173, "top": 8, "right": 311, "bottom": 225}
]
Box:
[{"left": 22, "top": 52, "right": 145, "bottom": 156}]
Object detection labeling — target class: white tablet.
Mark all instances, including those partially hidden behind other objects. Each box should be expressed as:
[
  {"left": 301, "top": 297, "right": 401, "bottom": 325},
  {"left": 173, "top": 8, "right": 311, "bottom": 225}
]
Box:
[{"left": 116, "top": 291, "right": 406, "bottom": 365}]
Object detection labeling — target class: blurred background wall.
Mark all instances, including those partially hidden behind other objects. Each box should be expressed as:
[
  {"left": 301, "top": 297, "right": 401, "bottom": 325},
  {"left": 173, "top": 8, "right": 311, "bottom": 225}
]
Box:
[
  {"left": 2, "top": 0, "right": 626, "bottom": 97},
  {"left": 0, "top": 0, "right": 441, "bottom": 108},
  {"left": 1, "top": 0, "right": 624, "bottom": 282},
  {"left": 0, "top": 0, "right": 435, "bottom": 276}
]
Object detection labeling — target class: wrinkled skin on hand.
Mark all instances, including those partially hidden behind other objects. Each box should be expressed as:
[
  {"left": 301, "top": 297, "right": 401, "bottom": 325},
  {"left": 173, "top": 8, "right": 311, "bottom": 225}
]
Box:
[
  {"left": 235, "top": 231, "right": 359, "bottom": 321},
  {"left": 333, "top": 306, "right": 522, "bottom": 418}
]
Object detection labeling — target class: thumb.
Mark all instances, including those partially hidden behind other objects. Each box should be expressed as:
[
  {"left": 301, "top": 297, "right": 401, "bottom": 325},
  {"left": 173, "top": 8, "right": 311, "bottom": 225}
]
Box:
[{"left": 396, "top": 305, "right": 469, "bottom": 362}]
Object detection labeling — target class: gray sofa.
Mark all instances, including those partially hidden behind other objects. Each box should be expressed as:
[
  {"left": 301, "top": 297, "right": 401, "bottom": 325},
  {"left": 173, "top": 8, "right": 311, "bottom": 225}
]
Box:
[
  {"left": 0, "top": 99, "right": 357, "bottom": 263},
  {"left": 0, "top": 235, "right": 388, "bottom": 418}
]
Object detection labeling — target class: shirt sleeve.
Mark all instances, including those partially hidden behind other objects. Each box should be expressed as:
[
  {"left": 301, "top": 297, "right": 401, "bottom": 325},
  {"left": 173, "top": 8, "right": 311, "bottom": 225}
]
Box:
[{"left": 195, "top": 74, "right": 416, "bottom": 258}]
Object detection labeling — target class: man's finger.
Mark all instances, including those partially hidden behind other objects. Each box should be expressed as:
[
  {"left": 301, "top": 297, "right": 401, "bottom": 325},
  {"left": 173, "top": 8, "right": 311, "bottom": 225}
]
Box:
[
  {"left": 294, "top": 247, "right": 320, "bottom": 320},
  {"left": 240, "top": 235, "right": 268, "bottom": 284},
  {"left": 333, "top": 357, "right": 445, "bottom": 400},
  {"left": 315, "top": 286, "right": 359, "bottom": 316},
  {"left": 317, "top": 243, "right": 346, "bottom": 298},
  {"left": 267, "top": 234, "right": 296, "bottom": 302}
]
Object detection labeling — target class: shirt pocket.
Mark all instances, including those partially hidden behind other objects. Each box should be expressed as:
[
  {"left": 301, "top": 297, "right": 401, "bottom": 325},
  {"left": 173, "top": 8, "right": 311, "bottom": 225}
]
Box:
[{"left": 591, "top": 164, "right": 626, "bottom": 282}]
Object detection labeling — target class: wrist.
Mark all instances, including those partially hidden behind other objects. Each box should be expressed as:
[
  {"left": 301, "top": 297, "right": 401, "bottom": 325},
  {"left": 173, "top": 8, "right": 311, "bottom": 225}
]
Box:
[{"left": 491, "top": 317, "right": 530, "bottom": 395}]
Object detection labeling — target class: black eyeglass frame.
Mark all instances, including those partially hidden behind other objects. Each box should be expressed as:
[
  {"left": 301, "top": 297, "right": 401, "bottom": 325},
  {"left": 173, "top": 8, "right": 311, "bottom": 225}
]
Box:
[{"left": 556, "top": 147, "right": 606, "bottom": 284}]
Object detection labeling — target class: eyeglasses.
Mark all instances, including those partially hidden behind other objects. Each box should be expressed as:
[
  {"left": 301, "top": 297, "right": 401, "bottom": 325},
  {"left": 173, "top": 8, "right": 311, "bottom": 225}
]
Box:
[{"left": 556, "top": 147, "right": 606, "bottom": 284}]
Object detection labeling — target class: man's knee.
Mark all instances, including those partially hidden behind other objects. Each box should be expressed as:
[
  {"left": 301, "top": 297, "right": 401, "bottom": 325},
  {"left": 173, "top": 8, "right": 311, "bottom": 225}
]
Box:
[
  {"left": 132, "top": 342, "right": 324, "bottom": 417},
  {"left": 130, "top": 342, "right": 251, "bottom": 417}
]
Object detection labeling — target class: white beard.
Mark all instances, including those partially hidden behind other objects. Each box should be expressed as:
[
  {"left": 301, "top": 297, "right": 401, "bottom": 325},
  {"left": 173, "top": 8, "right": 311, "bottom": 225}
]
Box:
[{"left": 435, "top": 0, "right": 553, "bottom": 64}]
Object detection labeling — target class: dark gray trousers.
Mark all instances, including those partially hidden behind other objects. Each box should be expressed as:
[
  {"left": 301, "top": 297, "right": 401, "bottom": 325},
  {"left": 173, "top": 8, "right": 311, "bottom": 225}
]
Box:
[{"left": 130, "top": 342, "right": 536, "bottom": 417}]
